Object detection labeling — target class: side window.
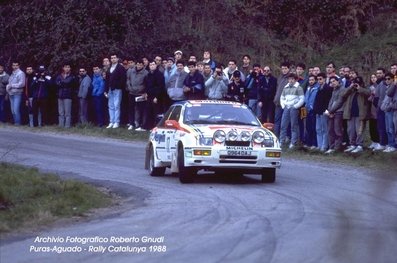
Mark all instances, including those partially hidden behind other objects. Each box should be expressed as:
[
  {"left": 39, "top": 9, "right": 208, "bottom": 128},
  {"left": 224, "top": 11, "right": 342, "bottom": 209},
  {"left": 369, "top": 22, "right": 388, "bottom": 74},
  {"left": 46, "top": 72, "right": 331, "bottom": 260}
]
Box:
[
  {"left": 157, "top": 106, "right": 174, "bottom": 127},
  {"left": 169, "top": 106, "right": 182, "bottom": 121}
]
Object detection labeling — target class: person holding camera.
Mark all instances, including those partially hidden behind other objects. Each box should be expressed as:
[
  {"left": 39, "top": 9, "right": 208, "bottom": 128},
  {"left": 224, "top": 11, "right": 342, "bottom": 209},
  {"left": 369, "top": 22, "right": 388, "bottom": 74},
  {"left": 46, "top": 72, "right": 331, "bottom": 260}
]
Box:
[
  {"left": 342, "top": 76, "right": 371, "bottom": 153},
  {"left": 30, "top": 65, "right": 51, "bottom": 127},
  {"left": 205, "top": 64, "right": 228, "bottom": 100}
]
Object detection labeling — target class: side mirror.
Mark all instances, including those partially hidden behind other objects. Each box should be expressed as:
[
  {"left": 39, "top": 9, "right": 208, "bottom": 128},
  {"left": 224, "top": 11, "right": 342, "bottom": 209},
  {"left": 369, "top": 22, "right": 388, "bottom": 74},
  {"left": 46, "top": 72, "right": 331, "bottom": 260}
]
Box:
[{"left": 165, "top": 120, "right": 180, "bottom": 129}]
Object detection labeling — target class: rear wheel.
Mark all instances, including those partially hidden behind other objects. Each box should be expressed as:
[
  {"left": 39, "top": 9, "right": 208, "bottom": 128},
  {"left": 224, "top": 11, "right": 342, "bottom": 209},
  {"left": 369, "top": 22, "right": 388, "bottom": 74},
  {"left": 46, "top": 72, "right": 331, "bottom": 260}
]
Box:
[
  {"left": 261, "top": 168, "right": 276, "bottom": 183},
  {"left": 178, "top": 147, "right": 195, "bottom": 183},
  {"left": 149, "top": 146, "right": 165, "bottom": 176}
]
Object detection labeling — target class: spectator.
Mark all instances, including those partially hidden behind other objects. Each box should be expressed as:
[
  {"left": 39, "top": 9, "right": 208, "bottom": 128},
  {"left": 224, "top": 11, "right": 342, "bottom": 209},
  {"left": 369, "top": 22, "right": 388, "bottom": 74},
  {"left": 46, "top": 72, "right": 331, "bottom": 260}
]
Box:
[
  {"left": 273, "top": 62, "right": 290, "bottom": 138},
  {"left": 77, "top": 67, "right": 92, "bottom": 124},
  {"left": 55, "top": 62, "right": 77, "bottom": 128},
  {"left": 296, "top": 62, "right": 308, "bottom": 144},
  {"left": 103, "top": 57, "right": 110, "bottom": 72},
  {"left": 279, "top": 73, "right": 305, "bottom": 149},
  {"left": 202, "top": 51, "right": 216, "bottom": 71},
  {"left": 202, "top": 63, "right": 213, "bottom": 89},
  {"left": 126, "top": 59, "right": 148, "bottom": 130},
  {"left": 312, "top": 66, "right": 321, "bottom": 76},
  {"left": 324, "top": 76, "right": 345, "bottom": 154},
  {"left": 164, "top": 57, "right": 176, "bottom": 85},
  {"left": 91, "top": 65, "right": 105, "bottom": 127},
  {"left": 382, "top": 72, "right": 396, "bottom": 152},
  {"left": 390, "top": 63, "right": 397, "bottom": 76},
  {"left": 226, "top": 70, "right": 246, "bottom": 104},
  {"left": 367, "top": 74, "right": 379, "bottom": 149},
  {"left": 304, "top": 75, "right": 319, "bottom": 148},
  {"left": 142, "top": 60, "right": 165, "bottom": 131},
  {"left": 313, "top": 72, "right": 333, "bottom": 152},
  {"left": 259, "top": 66, "right": 277, "bottom": 123},
  {"left": 167, "top": 60, "right": 188, "bottom": 102},
  {"left": 6, "top": 61, "right": 26, "bottom": 125},
  {"left": 246, "top": 64, "right": 264, "bottom": 118},
  {"left": 154, "top": 56, "right": 164, "bottom": 73},
  {"left": 223, "top": 60, "right": 245, "bottom": 83},
  {"left": 196, "top": 61, "right": 205, "bottom": 75},
  {"left": 205, "top": 64, "right": 228, "bottom": 100},
  {"left": 30, "top": 65, "right": 51, "bottom": 127},
  {"left": 343, "top": 76, "right": 371, "bottom": 153},
  {"left": 174, "top": 50, "right": 183, "bottom": 64},
  {"left": 105, "top": 53, "right": 126, "bottom": 129},
  {"left": 183, "top": 61, "right": 205, "bottom": 100},
  {"left": 325, "top": 62, "right": 338, "bottom": 84},
  {"left": 373, "top": 67, "right": 388, "bottom": 151},
  {"left": 240, "top": 54, "right": 252, "bottom": 77},
  {"left": 0, "top": 63, "right": 10, "bottom": 123},
  {"left": 24, "top": 66, "right": 35, "bottom": 126}
]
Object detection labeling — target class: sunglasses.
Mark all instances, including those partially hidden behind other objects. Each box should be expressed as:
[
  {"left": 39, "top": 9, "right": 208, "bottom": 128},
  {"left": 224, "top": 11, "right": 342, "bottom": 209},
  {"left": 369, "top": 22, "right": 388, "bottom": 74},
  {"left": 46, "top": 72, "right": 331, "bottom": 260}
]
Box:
[{"left": 385, "top": 78, "right": 392, "bottom": 80}]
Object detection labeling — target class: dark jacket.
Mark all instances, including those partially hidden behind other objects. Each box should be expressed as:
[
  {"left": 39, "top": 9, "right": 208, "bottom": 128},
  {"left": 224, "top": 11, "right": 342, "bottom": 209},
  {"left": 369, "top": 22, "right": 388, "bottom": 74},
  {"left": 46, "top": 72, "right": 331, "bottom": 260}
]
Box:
[
  {"left": 259, "top": 75, "right": 277, "bottom": 102},
  {"left": 183, "top": 71, "right": 205, "bottom": 100},
  {"left": 144, "top": 68, "right": 165, "bottom": 101},
  {"left": 313, "top": 83, "right": 332, "bottom": 115},
  {"left": 106, "top": 64, "right": 126, "bottom": 92},
  {"left": 30, "top": 75, "right": 51, "bottom": 99},
  {"left": 246, "top": 73, "right": 263, "bottom": 100},
  {"left": 55, "top": 73, "right": 78, "bottom": 99},
  {"left": 226, "top": 80, "right": 246, "bottom": 103}
]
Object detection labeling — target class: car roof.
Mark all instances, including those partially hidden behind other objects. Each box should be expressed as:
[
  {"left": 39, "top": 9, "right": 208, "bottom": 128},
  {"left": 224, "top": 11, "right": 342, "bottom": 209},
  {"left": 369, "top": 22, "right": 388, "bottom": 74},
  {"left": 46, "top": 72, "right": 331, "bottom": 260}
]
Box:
[{"left": 172, "top": 100, "right": 243, "bottom": 107}]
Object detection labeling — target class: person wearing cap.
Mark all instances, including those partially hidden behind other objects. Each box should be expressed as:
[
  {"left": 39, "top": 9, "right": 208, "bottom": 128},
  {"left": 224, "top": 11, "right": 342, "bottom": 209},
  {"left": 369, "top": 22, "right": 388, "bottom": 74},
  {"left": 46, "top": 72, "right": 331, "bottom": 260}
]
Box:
[
  {"left": 223, "top": 59, "right": 245, "bottom": 84},
  {"left": 205, "top": 64, "right": 228, "bottom": 100},
  {"left": 174, "top": 50, "right": 183, "bottom": 62},
  {"left": 226, "top": 70, "right": 246, "bottom": 103},
  {"left": 6, "top": 60, "right": 26, "bottom": 125},
  {"left": 0, "top": 63, "right": 10, "bottom": 123},
  {"left": 30, "top": 65, "right": 51, "bottom": 127},
  {"left": 279, "top": 73, "right": 305, "bottom": 149}
]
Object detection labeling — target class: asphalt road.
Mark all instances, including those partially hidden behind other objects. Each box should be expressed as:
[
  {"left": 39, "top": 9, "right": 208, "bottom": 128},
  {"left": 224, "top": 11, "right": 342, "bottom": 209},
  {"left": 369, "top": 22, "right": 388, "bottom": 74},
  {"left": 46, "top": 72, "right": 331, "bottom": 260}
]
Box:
[{"left": 0, "top": 127, "right": 396, "bottom": 263}]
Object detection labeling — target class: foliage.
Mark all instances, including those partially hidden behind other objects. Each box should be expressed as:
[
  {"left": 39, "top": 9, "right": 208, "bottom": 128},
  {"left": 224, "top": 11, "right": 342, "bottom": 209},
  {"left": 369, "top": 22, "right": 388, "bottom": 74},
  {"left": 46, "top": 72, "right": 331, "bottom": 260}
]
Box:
[{"left": 0, "top": 0, "right": 396, "bottom": 74}]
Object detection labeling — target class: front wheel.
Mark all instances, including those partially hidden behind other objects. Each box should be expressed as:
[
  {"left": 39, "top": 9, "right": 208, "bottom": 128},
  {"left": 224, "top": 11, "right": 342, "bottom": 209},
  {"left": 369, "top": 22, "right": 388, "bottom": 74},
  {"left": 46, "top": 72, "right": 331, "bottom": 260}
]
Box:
[
  {"left": 261, "top": 168, "right": 276, "bottom": 183},
  {"left": 178, "top": 147, "right": 196, "bottom": 183},
  {"left": 149, "top": 146, "right": 165, "bottom": 176}
]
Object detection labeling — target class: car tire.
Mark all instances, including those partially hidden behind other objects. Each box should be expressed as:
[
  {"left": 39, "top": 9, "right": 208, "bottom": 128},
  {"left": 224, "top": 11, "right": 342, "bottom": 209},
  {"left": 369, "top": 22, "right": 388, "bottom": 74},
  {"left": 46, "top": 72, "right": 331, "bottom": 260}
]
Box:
[
  {"left": 261, "top": 168, "right": 276, "bottom": 183},
  {"left": 149, "top": 146, "right": 165, "bottom": 177},
  {"left": 178, "top": 147, "right": 195, "bottom": 183}
]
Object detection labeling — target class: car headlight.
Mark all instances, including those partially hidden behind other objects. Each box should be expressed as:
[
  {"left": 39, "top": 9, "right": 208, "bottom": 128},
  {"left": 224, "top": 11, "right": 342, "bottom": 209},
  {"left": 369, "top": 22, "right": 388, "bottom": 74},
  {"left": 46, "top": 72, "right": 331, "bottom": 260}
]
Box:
[
  {"left": 227, "top": 130, "right": 238, "bottom": 141},
  {"left": 213, "top": 130, "right": 226, "bottom": 143},
  {"left": 252, "top": 131, "right": 265, "bottom": 144},
  {"left": 199, "top": 137, "right": 213, "bottom": 146},
  {"left": 263, "top": 138, "right": 274, "bottom": 147},
  {"left": 240, "top": 131, "right": 251, "bottom": 141}
]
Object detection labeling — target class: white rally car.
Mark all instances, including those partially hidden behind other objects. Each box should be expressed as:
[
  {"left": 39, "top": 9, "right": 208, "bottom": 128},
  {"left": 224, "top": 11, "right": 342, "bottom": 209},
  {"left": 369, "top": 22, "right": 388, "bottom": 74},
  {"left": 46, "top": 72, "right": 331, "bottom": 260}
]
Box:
[{"left": 145, "top": 100, "right": 281, "bottom": 183}]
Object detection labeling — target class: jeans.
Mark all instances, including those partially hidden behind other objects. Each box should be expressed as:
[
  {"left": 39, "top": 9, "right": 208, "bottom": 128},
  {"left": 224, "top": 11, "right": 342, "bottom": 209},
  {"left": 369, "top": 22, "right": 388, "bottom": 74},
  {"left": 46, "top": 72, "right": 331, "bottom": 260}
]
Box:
[
  {"left": 108, "top": 89, "right": 122, "bottom": 125},
  {"left": 376, "top": 110, "right": 387, "bottom": 146},
  {"left": 0, "top": 95, "right": 5, "bottom": 122},
  {"left": 316, "top": 114, "right": 329, "bottom": 151},
  {"left": 248, "top": 99, "right": 260, "bottom": 119},
  {"left": 261, "top": 100, "right": 275, "bottom": 123},
  {"left": 274, "top": 105, "right": 283, "bottom": 138},
  {"left": 385, "top": 111, "right": 396, "bottom": 147},
  {"left": 347, "top": 117, "right": 366, "bottom": 146},
  {"left": 280, "top": 107, "right": 299, "bottom": 145},
  {"left": 79, "top": 98, "right": 88, "bottom": 124},
  {"left": 305, "top": 111, "right": 317, "bottom": 147},
  {"left": 58, "top": 98, "right": 72, "bottom": 128},
  {"left": 328, "top": 112, "right": 343, "bottom": 151},
  {"left": 93, "top": 96, "right": 104, "bottom": 127},
  {"left": 9, "top": 94, "right": 22, "bottom": 125}
]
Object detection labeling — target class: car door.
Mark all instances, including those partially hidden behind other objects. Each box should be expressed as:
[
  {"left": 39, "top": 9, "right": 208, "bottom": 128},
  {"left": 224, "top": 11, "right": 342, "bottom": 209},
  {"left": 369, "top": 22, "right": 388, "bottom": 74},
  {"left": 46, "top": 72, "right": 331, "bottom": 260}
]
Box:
[
  {"left": 154, "top": 106, "right": 174, "bottom": 161},
  {"left": 163, "top": 106, "right": 182, "bottom": 161}
]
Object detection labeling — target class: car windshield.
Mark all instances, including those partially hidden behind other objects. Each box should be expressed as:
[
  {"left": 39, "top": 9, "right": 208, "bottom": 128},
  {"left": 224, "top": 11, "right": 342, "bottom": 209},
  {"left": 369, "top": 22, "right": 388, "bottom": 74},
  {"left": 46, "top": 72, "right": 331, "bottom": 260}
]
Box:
[{"left": 183, "top": 103, "right": 260, "bottom": 126}]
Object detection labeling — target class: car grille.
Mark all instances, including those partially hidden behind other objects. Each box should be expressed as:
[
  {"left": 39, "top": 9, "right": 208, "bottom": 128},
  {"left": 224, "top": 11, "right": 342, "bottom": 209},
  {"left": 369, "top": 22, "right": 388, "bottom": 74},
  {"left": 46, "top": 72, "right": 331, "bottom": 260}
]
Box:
[
  {"left": 219, "top": 155, "right": 257, "bottom": 164},
  {"left": 224, "top": 141, "right": 251, "bottom": 147}
]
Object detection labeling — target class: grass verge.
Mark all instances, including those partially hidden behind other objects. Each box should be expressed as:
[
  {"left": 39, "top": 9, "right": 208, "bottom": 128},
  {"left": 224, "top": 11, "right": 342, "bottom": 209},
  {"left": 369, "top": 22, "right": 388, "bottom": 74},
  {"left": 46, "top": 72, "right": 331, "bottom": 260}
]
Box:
[
  {"left": 0, "top": 162, "right": 112, "bottom": 234},
  {"left": 282, "top": 145, "right": 397, "bottom": 171},
  {"left": 22, "top": 123, "right": 150, "bottom": 142}
]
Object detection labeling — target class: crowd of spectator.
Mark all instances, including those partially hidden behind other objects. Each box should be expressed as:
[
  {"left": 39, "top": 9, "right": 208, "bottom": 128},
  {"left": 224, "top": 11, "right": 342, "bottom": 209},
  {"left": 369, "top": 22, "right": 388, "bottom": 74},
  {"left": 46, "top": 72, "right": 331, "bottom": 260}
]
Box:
[{"left": 0, "top": 50, "right": 396, "bottom": 153}]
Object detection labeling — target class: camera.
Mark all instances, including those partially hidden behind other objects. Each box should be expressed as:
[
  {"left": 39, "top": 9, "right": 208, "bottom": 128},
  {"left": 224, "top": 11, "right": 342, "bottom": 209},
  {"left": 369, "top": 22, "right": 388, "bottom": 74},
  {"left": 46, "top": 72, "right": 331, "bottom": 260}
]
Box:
[
  {"left": 352, "top": 83, "right": 359, "bottom": 89},
  {"left": 216, "top": 71, "right": 222, "bottom": 76}
]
